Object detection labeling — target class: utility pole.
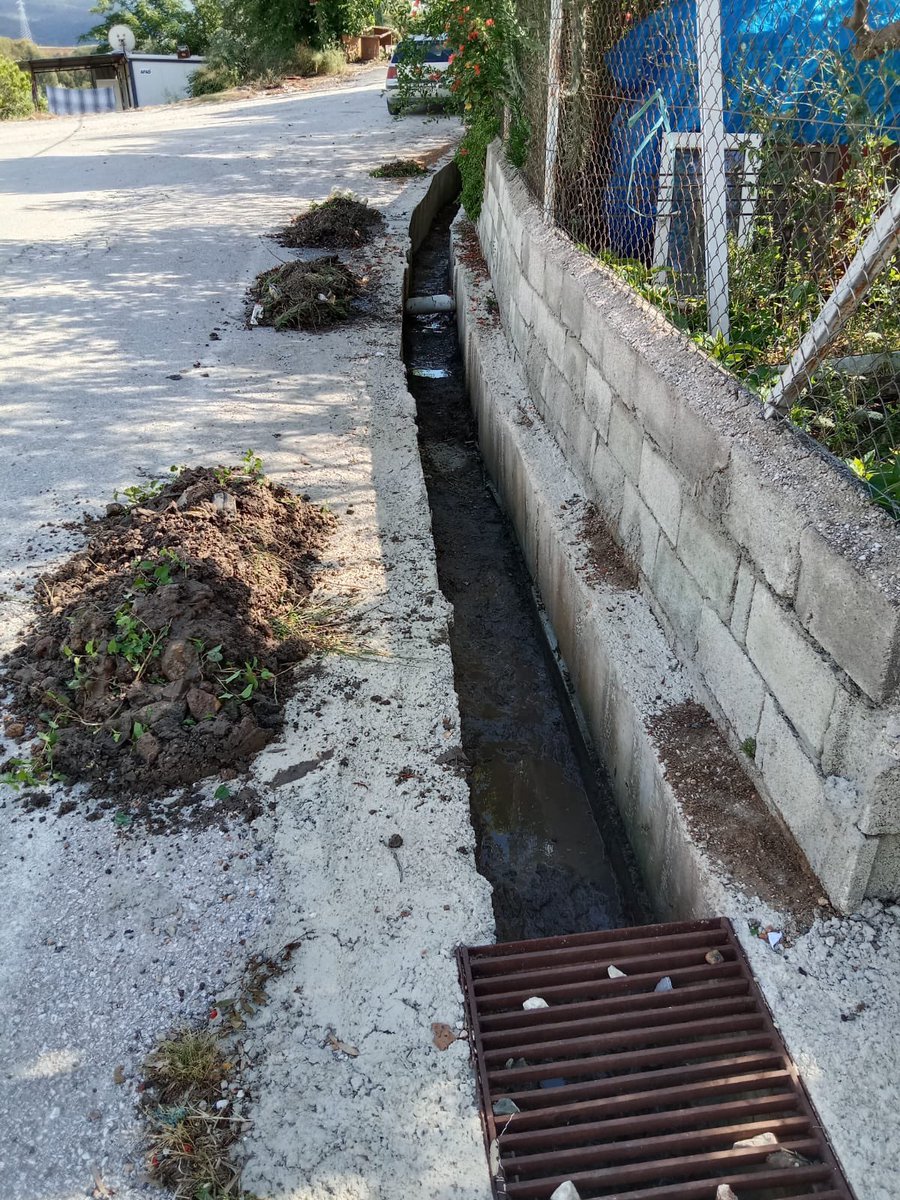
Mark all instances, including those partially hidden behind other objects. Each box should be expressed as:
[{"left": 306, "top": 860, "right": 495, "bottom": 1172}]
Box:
[{"left": 17, "top": 0, "right": 34, "bottom": 43}]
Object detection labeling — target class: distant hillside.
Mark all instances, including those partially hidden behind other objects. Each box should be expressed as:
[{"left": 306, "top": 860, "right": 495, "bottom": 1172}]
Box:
[
  {"left": 0, "top": 3, "right": 94, "bottom": 47},
  {"left": 0, "top": 36, "right": 85, "bottom": 61}
]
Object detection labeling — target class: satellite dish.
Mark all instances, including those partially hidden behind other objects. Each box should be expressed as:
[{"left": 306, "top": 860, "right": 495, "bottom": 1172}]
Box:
[{"left": 108, "top": 24, "right": 136, "bottom": 53}]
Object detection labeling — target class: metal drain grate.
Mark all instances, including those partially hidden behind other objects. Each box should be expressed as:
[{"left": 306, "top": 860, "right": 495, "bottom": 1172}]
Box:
[{"left": 457, "top": 918, "right": 855, "bottom": 1200}]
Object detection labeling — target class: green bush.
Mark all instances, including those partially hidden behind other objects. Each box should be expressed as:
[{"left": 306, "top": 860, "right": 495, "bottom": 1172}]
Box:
[
  {"left": 293, "top": 43, "right": 346, "bottom": 76},
  {"left": 188, "top": 62, "right": 240, "bottom": 96},
  {"left": 0, "top": 58, "right": 32, "bottom": 121}
]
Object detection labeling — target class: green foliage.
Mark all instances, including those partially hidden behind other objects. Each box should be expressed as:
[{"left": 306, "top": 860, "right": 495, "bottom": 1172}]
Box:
[
  {"left": 0, "top": 57, "right": 33, "bottom": 121},
  {"left": 214, "top": 449, "right": 264, "bottom": 485},
  {"left": 107, "top": 605, "right": 164, "bottom": 673},
  {"left": 188, "top": 62, "right": 240, "bottom": 96},
  {"left": 1, "top": 717, "right": 65, "bottom": 789},
  {"left": 394, "top": 0, "right": 523, "bottom": 216},
  {"left": 217, "top": 657, "right": 273, "bottom": 702},
  {"left": 132, "top": 547, "right": 189, "bottom": 591},
  {"left": 848, "top": 449, "right": 900, "bottom": 518},
  {"left": 293, "top": 44, "right": 347, "bottom": 76},
  {"left": 81, "top": 0, "right": 203, "bottom": 54}
]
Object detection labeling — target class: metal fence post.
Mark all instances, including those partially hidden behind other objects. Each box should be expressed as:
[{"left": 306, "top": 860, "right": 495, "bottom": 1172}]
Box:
[
  {"left": 696, "top": 0, "right": 730, "bottom": 338},
  {"left": 543, "top": 0, "right": 563, "bottom": 224},
  {"left": 765, "top": 181, "right": 900, "bottom": 417}
]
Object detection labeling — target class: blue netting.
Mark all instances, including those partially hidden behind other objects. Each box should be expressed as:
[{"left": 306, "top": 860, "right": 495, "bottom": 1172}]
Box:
[{"left": 602, "top": 0, "right": 900, "bottom": 258}]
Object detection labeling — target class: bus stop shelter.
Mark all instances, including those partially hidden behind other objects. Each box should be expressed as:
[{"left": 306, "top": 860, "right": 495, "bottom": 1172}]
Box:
[{"left": 21, "top": 53, "right": 135, "bottom": 111}]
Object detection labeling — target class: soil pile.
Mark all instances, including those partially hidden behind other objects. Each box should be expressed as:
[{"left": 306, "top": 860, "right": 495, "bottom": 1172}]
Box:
[
  {"left": 278, "top": 195, "right": 384, "bottom": 248},
  {"left": 252, "top": 258, "right": 361, "bottom": 330},
  {"left": 2, "top": 463, "right": 335, "bottom": 798}
]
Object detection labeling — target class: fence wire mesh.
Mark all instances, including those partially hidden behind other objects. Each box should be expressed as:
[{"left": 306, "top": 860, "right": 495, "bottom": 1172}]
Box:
[{"left": 510, "top": 0, "right": 900, "bottom": 518}]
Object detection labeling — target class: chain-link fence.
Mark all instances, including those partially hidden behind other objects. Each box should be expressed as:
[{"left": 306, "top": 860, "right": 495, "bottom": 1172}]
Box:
[{"left": 509, "top": 0, "right": 900, "bottom": 519}]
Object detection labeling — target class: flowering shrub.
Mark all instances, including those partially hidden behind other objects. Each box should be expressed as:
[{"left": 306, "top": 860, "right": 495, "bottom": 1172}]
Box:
[{"left": 398, "top": 0, "right": 524, "bottom": 216}]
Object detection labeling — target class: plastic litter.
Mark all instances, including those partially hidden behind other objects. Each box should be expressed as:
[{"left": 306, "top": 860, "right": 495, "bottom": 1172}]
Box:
[
  {"left": 768, "top": 930, "right": 783, "bottom": 948},
  {"left": 549, "top": 1184, "right": 582, "bottom": 1200},
  {"left": 492, "top": 1098, "right": 520, "bottom": 1116},
  {"left": 523, "top": 996, "right": 549, "bottom": 1010},
  {"left": 654, "top": 976, "right": 673, "bottom": 992},
  {"left": 250, "top": 302, "right": 264, "bottom": 326},
  {"left": 734, "top": 1131, "right": 777, "bottom": 1148},
  {"left": 768, "top": 1148, "right": 811, "bottom": 1168},
  {"left": 607, "top": 965, "right": 627, "bottom": 979}
]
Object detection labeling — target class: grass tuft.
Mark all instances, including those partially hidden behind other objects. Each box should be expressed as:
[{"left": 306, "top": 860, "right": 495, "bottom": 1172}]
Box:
[{"left": 144, "top": 1030, "right": 228, "bottom": 1102}]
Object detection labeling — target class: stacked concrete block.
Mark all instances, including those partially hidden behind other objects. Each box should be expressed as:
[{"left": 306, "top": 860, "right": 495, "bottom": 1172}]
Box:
[{"left": 473, "top": 141, "right": 900, "bottom": 908}]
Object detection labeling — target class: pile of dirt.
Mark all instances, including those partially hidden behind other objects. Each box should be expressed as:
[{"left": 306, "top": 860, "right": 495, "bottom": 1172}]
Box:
[
  {"left": 1, "top": 462, "right": 335, "bottom": 801},
  {"left": 647, "top": 701, "right": 822, "bottom": 925},
  {"left": 579, "top": 504, "right": 638, "bottom": 589},
  {"left": 251, "top": 257, "right": 361, "bottom": 330},
  {"left": 278, "top": 195, "right": 384, "bottom": 248}
]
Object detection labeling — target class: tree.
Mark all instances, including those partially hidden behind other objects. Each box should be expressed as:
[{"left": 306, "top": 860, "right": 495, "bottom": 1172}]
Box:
[
  {"left": 80, "top": 0, "right": 221, "bottom": 56},
  {"left": 182, "top": 0, "right": 225, "bottom": 53},
  {"left": 0, "top": 56, "right": 32, "bottom": 120},
  {"left": 221, "top": 0, "right": 318, "bottom": 55},
  {"left": 844, "top": 0, "right": 900, "bottom": 61}
]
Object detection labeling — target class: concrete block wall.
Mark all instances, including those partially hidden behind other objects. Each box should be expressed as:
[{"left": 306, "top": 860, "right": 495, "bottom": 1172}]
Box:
[{"left": 476, "top": 142, "right": 900, "bottom": 909}]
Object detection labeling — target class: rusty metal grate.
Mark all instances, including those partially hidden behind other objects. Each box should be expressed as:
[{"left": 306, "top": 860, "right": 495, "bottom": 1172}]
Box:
[{"left": 457, "top": 918, "right": 856, "bottom": 1200}]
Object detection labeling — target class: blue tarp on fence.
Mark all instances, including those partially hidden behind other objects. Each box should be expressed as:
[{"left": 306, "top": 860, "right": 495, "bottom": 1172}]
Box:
[
  {"left": 602, "top": 0, "right": 900, "bottom": 257},
  {"left": 46, "top": 85, "right": 118, "bottom": 116}
]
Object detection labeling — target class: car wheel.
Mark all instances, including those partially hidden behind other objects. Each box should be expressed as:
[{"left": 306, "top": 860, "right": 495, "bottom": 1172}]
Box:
[{"left": 386, "top": 97, "right": 402, "bottom": 115}]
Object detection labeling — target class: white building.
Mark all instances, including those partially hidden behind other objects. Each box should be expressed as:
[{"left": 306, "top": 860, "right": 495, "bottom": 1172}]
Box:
[{"left": 127, "top": 54, "right": 206, "bottom": 107}]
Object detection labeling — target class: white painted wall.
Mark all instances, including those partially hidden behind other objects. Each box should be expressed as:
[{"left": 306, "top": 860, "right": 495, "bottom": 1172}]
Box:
[{"left": 129, "top": 55, "right": 205, "bottom": 106}]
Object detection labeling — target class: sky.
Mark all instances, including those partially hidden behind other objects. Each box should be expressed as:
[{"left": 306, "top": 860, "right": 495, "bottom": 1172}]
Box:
[{"left": 0, "top": 2, "right": 96, "bottom": 46}]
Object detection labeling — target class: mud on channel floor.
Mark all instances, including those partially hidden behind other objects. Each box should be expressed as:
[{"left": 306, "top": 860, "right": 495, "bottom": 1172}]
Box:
[{"left": 405, "top": 204, "right": 648, "bottom": 941}]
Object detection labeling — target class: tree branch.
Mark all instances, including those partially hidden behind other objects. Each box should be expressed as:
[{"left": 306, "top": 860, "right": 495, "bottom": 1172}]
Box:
[{"left": 843, "top": 0, "right": 900, "bottom": 61}]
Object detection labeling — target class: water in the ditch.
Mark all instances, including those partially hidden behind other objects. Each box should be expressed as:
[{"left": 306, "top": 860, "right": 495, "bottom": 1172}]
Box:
[{"left": 406, "top": 204, "right": 648, "bottom": 941}]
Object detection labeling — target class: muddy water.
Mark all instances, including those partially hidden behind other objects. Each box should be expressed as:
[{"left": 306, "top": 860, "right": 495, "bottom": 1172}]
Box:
[{"left": 406, "top": 205, "right": 647, "bottom": 941}]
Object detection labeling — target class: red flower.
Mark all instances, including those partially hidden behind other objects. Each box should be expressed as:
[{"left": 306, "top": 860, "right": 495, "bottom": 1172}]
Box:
[
  {"left": 485, "top": 17, "right": 494, "bottom": 25},
  {"left": 209, "top": 1008, "right": 218, "bottom": 1019},
  {"left": 184, "top": 1144, "right": 194, "bottom": 1154},
  {"left": 469, "top": 29, "right": 478, "bottom": 39},
  {"left": 474, "top": 62, "right": 481, "bottom": 74},
  {"left": 448, "top": 53, "right": 455, "bottom": 63}
]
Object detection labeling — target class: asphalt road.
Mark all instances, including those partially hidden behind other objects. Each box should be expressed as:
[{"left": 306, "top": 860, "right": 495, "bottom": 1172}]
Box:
[
  {"left": 0, "top": 73, "right": 495, "bottom": 1200},
  {"left": 0, "top": 68, "right": 456, "bottom": 639}
]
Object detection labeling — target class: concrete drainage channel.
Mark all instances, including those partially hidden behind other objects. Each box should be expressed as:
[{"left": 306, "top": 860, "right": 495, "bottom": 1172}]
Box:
[
  {"left": 404, "top": 167, "right": 858, "bottom": 1200},
  {"left": 404, "top": 174, "right": 647, "bottom": 943}
]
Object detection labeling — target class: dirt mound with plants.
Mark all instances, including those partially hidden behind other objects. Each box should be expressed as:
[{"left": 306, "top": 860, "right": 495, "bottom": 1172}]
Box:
[
  {"left": 251, "top": 257, "right": 361, "bottom": 330},
  {"left": 278, "top": 194, "right": 384, "bottom": 248},
  {"left": 370, "top": 159, "right": 427, "bottom": 179},
  {"left": 1, "top": 457, "right": 335, "bottom": 801}
]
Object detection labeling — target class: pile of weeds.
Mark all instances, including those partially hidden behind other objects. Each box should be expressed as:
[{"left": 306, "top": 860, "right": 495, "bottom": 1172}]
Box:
[
  {"left": 277, "top": 193, "right": 384, "bottom": 248},
  {"left": 251, "top": 257, "right": 361, "bottom": 330},
  {"left": 1, "top": 453, "right": 335, "bottom": 800},
  {"left": 143, "top": 1029, "right": 246, "bottom": 1200},
  {"left": 370, "top": 158, "right": 427, "bottom": 179}
]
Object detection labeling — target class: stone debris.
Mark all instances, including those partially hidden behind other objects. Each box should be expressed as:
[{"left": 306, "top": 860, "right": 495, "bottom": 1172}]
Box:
[
  {"left": 522, "top": 996, "right": 549, "bottom": 1010},
  {"left": 492, "top": 1098, "right": 520, "bottom": 1116},
  {"left": 607, "top": 964, "right": 627, "bottom": 979},
  {"left": 549, "top": 1184, "right": 581, "bottom": 1200}
]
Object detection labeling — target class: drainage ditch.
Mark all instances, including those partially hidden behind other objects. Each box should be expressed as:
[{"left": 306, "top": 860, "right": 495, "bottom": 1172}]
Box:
[{"left": 405, "top": 202, "right": 647, "bottom": 941}]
